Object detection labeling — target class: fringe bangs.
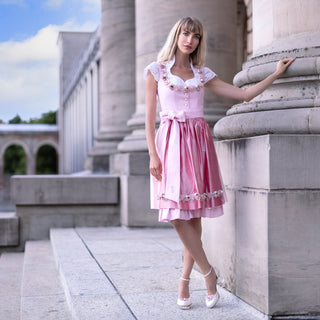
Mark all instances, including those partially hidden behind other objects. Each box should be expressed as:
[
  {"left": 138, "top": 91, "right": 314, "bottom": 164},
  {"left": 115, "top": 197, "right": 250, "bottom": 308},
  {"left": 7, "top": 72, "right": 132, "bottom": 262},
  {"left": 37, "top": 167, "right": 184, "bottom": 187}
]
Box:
[{"left": 180, "top": 18, "right": 203, "bottom": 37}]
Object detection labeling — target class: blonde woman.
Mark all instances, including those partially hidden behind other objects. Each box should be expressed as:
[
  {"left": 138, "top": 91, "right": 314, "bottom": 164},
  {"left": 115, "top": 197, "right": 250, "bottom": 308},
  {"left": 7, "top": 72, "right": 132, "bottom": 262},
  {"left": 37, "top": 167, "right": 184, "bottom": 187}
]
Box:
[{"left": 144, "top": 17, "right": 294, "bottom": 309}]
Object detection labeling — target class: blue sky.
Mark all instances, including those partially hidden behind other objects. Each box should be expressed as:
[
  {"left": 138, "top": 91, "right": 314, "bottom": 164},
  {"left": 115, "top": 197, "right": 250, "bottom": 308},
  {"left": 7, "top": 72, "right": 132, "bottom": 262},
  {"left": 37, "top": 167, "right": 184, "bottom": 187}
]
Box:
[{"left": 0, "top": 0, "right": 101, "bottom": 123}]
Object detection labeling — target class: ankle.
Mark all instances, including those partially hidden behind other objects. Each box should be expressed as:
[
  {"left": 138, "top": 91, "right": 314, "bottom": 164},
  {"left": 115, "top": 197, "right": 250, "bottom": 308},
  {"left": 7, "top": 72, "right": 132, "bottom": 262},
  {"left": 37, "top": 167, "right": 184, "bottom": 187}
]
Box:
[
  {"left": 203, "top": 266, "right": 213, "bottom": 278},
  {"left": 180, "top": 277, "right": 190, "bottom": 282}
]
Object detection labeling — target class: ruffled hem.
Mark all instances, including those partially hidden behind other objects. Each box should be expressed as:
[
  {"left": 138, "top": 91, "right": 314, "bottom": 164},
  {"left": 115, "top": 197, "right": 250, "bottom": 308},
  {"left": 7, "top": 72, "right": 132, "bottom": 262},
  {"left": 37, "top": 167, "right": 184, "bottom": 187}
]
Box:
[{"left": 158, "top": 207, "right": 224, "bottom": 222}]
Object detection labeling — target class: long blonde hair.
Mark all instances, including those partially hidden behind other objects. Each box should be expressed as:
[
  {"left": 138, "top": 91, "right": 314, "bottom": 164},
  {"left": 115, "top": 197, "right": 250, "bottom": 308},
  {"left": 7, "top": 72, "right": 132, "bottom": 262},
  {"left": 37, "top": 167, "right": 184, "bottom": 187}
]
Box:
[{"left": 157, "top": 17, "right": 206, "bottom": 67}]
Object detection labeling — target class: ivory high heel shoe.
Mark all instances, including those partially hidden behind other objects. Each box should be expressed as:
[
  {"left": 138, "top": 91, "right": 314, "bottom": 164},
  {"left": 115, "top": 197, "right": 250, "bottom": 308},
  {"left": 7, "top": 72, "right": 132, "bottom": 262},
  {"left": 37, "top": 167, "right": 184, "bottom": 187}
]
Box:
[
  {"left": 177, "top": 277, "right": 192, "bottom": 310},
  {"left": 203, "top": 266, "right": 224, "bottom": 308}
]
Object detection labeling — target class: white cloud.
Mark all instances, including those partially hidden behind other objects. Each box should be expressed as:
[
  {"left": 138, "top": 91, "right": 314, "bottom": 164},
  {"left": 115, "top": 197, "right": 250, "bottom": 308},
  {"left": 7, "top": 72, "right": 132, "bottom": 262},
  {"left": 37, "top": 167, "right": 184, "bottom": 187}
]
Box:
[
  {"left": 0, "top": 20, "right": 98, "bottom": 122},
  {"left": 0, "top": 25, "right": 59, "bottom": 64}
]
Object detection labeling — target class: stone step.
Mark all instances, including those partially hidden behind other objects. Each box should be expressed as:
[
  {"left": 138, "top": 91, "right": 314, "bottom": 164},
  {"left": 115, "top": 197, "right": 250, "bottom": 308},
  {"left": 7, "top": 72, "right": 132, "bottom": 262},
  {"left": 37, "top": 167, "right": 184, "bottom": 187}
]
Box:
[
  {"left": 0, "top": 212, "right": 19, "bottom": 247},
  {"left": 50, "top": 228, "right": 135, "bottom": 320},
  {"left": 0, "top": 251, "right": 24, "bottom": 320},
  {"left": 20, "top": 240, "right": 71, "bottom": 320}
]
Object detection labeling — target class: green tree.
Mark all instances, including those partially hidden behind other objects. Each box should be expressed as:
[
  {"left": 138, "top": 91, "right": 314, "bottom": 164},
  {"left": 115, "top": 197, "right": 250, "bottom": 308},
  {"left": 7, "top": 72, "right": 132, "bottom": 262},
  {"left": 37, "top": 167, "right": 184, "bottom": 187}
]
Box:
[
  {"left": 4, "top": 145, "right": 27, "bottom": 175},
  {"left": 29, "top": 111, "right": 57, "bottom": 124},
  {"left": 36, "top": 145, "right": 58, "bottom": 174},
  {"left": 9, "top": 114, "right": 25, "bottom": 124}
]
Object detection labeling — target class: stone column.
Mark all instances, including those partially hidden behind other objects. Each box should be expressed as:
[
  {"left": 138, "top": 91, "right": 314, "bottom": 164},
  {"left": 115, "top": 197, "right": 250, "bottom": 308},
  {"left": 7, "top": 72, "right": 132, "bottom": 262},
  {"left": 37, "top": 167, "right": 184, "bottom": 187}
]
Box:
[
  {"left": 87, "top": 0, "right": 135, "bottom": 172},
  {"left": 214, "top": 0, "right": 320, "bottom": 139},
  {"left": 113, "top": 0, "right": 241, "bottom": 227},
  {"left": 118, "top": 0, "right": 240, "bottom": 152},
  {"left": 203, "top": 0, "right": 320, "bottom": 317}
]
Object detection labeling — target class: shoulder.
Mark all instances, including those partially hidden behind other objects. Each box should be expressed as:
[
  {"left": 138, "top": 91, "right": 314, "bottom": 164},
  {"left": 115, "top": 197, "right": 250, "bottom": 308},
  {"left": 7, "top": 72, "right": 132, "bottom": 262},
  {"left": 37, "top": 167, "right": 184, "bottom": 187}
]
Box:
[
  {"left": 144, "top": 61, "right": 161, "bottom": 81},
  {"left": 201, "top": 66, "right": 217, "bottom": 84}
]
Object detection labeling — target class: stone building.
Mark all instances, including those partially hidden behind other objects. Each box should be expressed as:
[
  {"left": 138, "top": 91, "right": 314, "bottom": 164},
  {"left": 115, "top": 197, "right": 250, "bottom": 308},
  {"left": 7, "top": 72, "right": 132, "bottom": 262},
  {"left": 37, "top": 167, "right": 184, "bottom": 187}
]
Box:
[
  {"left": 22, "top": 0, "right": 320, "bottom": 318},
  {"left": 0, "top": 124, "right": 58, "bottom": 211}
]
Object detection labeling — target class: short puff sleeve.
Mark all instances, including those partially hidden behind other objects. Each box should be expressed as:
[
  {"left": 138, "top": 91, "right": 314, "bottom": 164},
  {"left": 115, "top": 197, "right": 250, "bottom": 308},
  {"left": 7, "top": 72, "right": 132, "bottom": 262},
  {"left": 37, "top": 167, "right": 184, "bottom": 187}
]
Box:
[
  {"left": 144, "top": 61, "right": 160, "bottom": 81},
  {"left": 202, "top": 67, "right": 217, "bottom": 84}
]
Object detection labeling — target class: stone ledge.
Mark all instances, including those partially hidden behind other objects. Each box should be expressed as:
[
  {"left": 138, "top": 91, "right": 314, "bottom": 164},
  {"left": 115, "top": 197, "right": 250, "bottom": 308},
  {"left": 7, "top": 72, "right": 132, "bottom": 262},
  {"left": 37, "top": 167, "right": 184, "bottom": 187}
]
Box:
[
  {"left": 11, "top": 175, "right": 119, "bottom": 205},
  {"left": 0, "top": 213, "right": 19, "bottom": 246}
]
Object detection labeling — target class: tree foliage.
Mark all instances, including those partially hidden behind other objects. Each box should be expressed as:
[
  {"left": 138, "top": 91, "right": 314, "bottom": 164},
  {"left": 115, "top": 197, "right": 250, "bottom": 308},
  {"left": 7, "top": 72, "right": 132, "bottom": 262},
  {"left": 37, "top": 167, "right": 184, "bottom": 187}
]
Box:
[
  {"left": 36, "top": 145, "right": 58, "bottom": 174},
  {"left": 29, "top": 111, "right": 57, "bottom": 124},
  {"left": 9, "top": 114, "right": 25, "bottom": 124},
  {"left": 7, "top": 110, "right": 57, "bottom": 125},
  {"left": 4, "top": 145, "right": 27, "bottom": 175}
]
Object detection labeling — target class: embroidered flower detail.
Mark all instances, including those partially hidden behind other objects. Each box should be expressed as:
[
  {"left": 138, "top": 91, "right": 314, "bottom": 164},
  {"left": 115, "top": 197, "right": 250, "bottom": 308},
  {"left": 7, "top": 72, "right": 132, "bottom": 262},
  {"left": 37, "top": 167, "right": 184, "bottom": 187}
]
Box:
[
  {"left": 158, "top": 191, "right": 224, "bottom": 202},
  {"left": 160, "top": 63, "right": 204, "bottom": 93}
]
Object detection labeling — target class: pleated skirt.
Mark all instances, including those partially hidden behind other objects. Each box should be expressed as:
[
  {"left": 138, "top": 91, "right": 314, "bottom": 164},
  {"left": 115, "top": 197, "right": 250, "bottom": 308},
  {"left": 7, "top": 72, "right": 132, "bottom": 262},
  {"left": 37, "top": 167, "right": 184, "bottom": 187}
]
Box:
[{"left": 150, "top": 117, "right": 226, "bottom": 222}]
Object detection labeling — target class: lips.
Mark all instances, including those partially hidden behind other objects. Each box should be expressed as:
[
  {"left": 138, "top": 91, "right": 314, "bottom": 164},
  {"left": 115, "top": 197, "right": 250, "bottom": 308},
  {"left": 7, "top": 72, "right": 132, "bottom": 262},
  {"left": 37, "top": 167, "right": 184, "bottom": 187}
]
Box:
[{"left": 184, "top": 45, "right": 192, "bottom": 50}]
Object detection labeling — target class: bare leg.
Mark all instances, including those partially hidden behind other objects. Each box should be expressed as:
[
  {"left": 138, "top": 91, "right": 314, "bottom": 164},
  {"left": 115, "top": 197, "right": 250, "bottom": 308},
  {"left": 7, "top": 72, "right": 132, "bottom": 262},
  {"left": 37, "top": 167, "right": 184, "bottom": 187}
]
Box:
[
  {"left": 172, "top": 218, "right": 217, "bottom": 295},
  {"left": 178, "top": 219, "right": 201, "bottom": 298}
]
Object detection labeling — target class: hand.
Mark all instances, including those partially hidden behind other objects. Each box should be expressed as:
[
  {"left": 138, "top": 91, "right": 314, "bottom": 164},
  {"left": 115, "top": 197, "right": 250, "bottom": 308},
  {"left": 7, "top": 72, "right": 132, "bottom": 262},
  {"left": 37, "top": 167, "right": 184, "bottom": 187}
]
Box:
[
  {"left": 275, "top": 58, "right": 295, "bottom": 76},
  {"left": 149, "top": 154, "right": 162, "bottom": 181}
]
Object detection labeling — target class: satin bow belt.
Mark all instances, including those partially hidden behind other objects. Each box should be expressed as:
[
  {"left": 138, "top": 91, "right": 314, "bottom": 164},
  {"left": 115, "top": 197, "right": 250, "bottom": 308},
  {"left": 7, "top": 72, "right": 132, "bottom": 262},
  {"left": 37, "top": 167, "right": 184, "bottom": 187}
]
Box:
[{"left": 159, "top": 110, "right": 203, "bottom": 202}]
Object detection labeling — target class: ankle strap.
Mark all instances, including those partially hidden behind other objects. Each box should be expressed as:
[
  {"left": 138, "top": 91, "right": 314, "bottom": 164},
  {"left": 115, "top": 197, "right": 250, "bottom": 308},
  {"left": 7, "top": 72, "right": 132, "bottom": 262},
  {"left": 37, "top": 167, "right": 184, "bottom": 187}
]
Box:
[
  {"left": 203, "top": 266, "right": 213, "bottom": 278},
  {"left": 180, "top": 277, "right": 190, "bottom": 282}
]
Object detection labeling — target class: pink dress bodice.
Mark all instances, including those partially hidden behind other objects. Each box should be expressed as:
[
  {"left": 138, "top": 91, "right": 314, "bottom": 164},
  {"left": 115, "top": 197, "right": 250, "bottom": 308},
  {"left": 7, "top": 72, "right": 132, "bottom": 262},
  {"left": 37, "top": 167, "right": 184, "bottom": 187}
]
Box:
[{"left": 158, "top": 65, "right": 205, "bottom": 117}]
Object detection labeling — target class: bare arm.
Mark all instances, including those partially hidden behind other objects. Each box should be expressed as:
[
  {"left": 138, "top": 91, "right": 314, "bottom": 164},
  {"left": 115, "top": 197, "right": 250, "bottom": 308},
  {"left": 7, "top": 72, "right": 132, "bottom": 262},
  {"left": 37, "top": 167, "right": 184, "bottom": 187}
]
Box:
[
  {"left": 205, "top": 58, "right": 295, "bottom": 102},
  {"left": 145, "top": 71, "right": 162, "bottom": 181}
]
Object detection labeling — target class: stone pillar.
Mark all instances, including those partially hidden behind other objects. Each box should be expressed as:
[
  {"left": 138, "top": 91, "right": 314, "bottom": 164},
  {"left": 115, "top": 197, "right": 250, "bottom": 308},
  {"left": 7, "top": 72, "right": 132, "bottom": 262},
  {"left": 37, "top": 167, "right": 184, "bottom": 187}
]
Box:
[
  {"left": 87, "top": 0, "right": 135, "bottom": 172},
  {"left": 118, "top": 0, "right": 239, "bottom": 152},
  {"left": 203, "top": 0, "right": 320, "bottom": 317},
  {"left": 114, "top": 0, "right": 241, "bottom": 227}
]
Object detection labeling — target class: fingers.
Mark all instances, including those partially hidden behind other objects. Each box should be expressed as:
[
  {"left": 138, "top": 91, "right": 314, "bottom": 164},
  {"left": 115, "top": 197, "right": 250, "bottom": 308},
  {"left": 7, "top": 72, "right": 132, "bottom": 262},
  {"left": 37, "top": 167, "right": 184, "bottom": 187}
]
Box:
[
  {"left": 150, "top": 167, "right": 162, "bottom": 181},
  {"left": 276, "top": 57, "right": 295, "bottom": 75},
  {"left": 281, "top": 57, "right": 296, "bottom": 67}
]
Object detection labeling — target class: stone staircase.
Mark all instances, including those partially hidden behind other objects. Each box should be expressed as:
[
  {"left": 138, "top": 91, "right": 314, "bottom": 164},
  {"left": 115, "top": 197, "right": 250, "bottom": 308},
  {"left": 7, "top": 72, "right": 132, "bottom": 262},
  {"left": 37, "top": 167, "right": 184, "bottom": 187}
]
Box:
[
  {"left": 0, "top": 230, "right": 127, "bottom": 320},
  {"left": 0, "top": 227, "right": 276, "bottom": 320},
  {"left": 0, "top": 239, "right": 70, "bottom": 320}
]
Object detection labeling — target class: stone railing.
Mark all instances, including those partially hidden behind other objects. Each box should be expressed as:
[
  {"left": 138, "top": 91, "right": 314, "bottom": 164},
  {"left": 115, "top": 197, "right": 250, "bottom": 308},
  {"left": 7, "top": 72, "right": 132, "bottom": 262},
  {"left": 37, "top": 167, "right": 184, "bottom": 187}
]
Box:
[{"left": 11, "top": 174, "right": 119, "bottom": 249}]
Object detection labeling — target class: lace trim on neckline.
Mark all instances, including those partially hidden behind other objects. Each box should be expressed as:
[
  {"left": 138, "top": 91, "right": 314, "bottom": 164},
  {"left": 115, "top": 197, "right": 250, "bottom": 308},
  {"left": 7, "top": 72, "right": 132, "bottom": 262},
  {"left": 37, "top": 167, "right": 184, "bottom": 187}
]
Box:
[{"left": 160, "top": 63, "right": 205, "bottom": 92}]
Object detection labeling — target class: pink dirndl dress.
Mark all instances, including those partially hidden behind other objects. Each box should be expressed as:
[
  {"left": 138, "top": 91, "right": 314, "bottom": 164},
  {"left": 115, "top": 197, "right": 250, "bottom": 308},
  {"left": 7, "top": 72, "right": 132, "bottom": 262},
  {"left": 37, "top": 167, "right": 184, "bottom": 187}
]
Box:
[{"left": 145, "top": 57, "right": 226, "bottom": 222}]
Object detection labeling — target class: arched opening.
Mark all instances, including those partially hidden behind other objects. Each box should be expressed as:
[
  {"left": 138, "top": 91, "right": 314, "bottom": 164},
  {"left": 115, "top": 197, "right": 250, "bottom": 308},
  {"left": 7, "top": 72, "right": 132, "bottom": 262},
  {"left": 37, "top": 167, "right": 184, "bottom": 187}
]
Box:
[
  {"left": 36, "top": 145, "right": 58, "bottom": 174},
  {"left": 3, "top": 144, "right": 27, "bottom": 175}
]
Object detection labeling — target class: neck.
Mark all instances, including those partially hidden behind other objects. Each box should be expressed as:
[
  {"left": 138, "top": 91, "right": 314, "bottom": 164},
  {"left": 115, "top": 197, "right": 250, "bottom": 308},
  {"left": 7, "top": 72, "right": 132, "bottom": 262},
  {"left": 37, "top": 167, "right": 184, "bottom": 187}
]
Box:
[{"left": 174, "top": 51, "right": 191, "bottom": 68}]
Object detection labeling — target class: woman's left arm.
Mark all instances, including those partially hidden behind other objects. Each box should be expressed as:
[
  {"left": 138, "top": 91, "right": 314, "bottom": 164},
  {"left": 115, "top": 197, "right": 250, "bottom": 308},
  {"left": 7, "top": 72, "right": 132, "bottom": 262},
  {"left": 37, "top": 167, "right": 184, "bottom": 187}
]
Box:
[{"left": 205, "top": 58, "right": 295, "bottom": 102}]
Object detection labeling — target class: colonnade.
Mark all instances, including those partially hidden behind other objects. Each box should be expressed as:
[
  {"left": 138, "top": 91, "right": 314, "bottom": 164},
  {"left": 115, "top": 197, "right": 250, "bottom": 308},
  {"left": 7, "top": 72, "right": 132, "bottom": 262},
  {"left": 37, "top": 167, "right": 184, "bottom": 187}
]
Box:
[{"left": 59, "top": 0, "right": 320, "bottom": 316}]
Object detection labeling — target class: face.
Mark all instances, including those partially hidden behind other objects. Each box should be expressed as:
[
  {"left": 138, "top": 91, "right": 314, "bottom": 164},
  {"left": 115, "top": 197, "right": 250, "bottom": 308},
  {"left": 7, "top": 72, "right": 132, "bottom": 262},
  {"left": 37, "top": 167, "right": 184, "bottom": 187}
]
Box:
[{"left": 177, "top": 29, "right": 200, "bottom": 55}]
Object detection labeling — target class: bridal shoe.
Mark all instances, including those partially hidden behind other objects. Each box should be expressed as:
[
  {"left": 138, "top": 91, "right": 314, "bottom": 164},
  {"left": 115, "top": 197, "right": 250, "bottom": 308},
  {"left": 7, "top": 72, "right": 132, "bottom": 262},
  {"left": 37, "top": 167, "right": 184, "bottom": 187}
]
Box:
[
  {"left": 203, "top": 266, "right": 224, "bottom": 308},
  {"left": 177, "top": 277, "right": 192, "bottom": 309}
]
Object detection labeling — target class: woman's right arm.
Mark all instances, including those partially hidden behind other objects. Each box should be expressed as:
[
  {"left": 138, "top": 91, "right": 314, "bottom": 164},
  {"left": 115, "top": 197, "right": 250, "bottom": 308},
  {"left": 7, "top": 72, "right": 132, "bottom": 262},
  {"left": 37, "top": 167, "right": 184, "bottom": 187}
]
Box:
[{"left": 145, "top": 71, "right": 162, "bottom": 181}]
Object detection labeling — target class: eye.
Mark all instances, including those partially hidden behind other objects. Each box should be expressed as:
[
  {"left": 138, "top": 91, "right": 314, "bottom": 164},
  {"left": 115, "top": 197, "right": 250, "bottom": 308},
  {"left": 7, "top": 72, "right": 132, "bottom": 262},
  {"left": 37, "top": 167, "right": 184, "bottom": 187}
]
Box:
[
  {"left": 183, "top": 31, "right": 190, "bottom": 36},
  {"left": 194, "top": 34, "right": 201, "bottom": 40}
]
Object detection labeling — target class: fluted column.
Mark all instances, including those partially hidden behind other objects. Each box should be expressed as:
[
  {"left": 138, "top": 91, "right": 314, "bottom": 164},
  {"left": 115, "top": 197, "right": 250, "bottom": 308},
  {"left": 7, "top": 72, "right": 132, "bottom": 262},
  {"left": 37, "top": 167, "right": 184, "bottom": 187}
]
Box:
[
  {"left": 118, "top": 0, "right": 240, "bottom": 152},
  {"left": 88, "top": 0, "right": 135, "bottom": 170},
  {"left": 214, "top": 0, "right": 320, "bottom": 139}
]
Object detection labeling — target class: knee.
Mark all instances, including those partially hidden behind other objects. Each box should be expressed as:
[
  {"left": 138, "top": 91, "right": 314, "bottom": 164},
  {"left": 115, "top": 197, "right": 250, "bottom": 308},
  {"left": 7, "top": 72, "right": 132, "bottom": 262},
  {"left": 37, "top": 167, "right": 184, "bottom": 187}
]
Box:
[{"left": 171, "top": 219, "right": 185, "bottom": 232}]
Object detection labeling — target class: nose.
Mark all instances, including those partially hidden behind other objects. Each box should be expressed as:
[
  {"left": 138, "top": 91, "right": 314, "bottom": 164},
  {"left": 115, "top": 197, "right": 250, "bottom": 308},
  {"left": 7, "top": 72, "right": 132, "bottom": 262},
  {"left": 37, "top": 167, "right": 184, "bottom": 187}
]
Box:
[{"left": 186, "top": 35, "right": 193, "bottom": 44}]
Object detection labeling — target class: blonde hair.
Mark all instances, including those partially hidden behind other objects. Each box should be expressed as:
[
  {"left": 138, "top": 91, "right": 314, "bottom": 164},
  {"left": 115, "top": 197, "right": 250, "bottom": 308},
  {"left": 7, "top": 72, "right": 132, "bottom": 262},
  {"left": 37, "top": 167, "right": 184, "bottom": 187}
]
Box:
[{"left": 157, "top": 17, "right": 206, "bottom": 67}]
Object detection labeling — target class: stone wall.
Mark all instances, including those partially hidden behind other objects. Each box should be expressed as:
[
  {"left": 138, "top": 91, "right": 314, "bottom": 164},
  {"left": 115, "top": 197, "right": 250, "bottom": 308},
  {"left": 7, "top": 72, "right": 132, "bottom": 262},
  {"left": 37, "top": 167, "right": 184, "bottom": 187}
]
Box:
[{"left": 11, "top": 175, "right": 120, "bottom": 250}]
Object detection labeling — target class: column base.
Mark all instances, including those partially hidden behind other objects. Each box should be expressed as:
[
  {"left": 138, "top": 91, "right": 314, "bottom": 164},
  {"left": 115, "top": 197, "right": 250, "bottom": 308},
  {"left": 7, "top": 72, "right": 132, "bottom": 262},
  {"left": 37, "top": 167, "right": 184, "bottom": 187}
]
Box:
[
  {"left": 202, "top": 134, "right": 320, "bottom": 316},
  {"left": 110, "top": 152, "right": 169, "bottom": 228}
]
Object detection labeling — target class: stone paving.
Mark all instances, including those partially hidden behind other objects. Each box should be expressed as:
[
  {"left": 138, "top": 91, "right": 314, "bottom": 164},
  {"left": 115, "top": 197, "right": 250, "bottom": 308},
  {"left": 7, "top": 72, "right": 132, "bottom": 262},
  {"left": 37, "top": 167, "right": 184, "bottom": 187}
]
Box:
[
  {"left": 1, "top": 226, "right": 270, "bottom": 319},
  {"left": 52, "top": 227, "right": 268, "bottom": 319}
]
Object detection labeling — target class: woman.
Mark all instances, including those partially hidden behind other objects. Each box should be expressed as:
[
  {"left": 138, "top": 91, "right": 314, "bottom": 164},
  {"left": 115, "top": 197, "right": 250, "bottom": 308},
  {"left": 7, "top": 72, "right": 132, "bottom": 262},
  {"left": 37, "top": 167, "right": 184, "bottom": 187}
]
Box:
[{"left": 144, "top": 17, "right": 294, "bottom": 309}]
